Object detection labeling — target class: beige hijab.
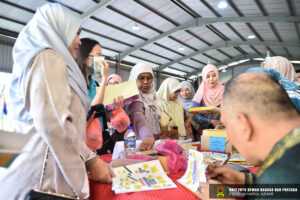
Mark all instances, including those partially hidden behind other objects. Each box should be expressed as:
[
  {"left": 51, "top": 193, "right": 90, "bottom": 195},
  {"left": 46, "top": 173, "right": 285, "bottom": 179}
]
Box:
[
  {"left": 156, "top": 78, "right": 186, "bottom": 136},
  {"left": 262, "top": 56, "right": 297, "bottom": 83}
]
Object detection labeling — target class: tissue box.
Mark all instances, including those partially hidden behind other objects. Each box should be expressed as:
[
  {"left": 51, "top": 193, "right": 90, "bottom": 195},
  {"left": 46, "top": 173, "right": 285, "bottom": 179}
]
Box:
[{"left": 201, "top": 129, "right": 232, "bottom": 152}]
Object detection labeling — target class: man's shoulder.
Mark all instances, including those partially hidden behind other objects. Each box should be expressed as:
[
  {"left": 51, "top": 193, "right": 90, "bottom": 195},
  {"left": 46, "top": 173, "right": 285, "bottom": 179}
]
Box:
[{"left": 257, "top": 143, "right": 300, "bottom": 184}]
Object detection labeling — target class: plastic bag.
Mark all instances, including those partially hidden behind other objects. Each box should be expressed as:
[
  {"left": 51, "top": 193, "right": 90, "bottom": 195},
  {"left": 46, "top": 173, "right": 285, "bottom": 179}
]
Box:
[
  {"left": 155, "top": 139, "right": 187, "bottom": 174},
  {"left": 86, "top": 118, "right": 103, "bottom": 151},
  {"left": 110, "top": 108, "right": 130, "bottom": 133}
]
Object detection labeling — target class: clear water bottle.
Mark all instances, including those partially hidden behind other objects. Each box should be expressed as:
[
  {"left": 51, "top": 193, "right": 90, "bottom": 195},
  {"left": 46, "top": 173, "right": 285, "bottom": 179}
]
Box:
[{"left": 124, "top": 126, "right": 136, "bottom": 157}]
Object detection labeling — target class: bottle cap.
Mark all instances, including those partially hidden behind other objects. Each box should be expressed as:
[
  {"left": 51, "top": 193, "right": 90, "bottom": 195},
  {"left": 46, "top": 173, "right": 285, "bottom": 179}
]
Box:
[{"left": 127, "top": 126, "right": 133, "bottom": 130}]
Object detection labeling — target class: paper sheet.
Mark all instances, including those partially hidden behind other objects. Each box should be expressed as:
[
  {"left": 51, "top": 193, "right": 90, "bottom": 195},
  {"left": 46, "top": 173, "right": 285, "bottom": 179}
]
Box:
[
  {"left": 177, "top": 150, "right": 206, "bottom": 194},
  {"left": 210, "top": 136, "right": 226, "bottom": 152},
  {"left": 112, "top": 160, "right": 177, "bottom": 193},
  {"left": 99, "top": 80, "right": 139, "bottom": 107}
]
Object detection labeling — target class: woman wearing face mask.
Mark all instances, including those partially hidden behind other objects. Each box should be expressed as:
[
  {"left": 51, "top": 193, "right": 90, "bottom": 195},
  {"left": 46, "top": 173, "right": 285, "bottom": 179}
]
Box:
[
  {"left": 156, "top": 78, "right": 193, "bottom": 139},
  {"left": 77, "top": 38, "right": 122, "bottom": 155},
  {"left": 77, "top": 38, "right": 109, "bottom": 105},
  {"left": 0, "top": 4, "right": 114, "bottom": 200},
  {"left": 127, "top": 63, "right": 161, "bottom": 150},
  {"left": 192, "top": 64, "right": 224, "bottom": 130}
]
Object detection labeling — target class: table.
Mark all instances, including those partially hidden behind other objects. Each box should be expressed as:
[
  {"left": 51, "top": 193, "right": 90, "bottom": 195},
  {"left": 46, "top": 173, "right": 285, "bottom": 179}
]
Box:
[{"left": 89, "top": 153, "right": 259, "bottom": 200}]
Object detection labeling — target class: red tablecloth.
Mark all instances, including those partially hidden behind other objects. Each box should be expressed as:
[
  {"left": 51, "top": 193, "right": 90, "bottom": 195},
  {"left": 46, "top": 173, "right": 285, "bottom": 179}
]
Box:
[{"left": 89, "top": 153, "right": 258, "bottom": 200}]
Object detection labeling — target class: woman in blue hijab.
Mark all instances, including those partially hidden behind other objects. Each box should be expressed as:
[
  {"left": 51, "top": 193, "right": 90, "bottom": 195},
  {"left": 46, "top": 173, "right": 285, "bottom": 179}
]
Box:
[{"left": 178, "top": 81, "right": 198, "bottom": 110}]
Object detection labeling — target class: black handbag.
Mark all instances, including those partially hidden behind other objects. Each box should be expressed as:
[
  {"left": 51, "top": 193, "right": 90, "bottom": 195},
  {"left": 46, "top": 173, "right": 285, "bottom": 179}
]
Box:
[{"left": 26, "top": 146, "right": 79, "bottom": 200}]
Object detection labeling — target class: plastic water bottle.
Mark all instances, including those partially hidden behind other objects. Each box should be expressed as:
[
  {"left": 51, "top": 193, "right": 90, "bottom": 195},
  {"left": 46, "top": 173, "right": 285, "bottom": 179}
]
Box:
[{"left": 124, "top": 126, "right": 136, "bottom": 157}]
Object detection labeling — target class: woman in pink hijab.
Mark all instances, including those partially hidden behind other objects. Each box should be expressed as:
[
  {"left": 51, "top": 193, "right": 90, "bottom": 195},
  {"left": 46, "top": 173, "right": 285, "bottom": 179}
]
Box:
[
  {"left": 106, "top": 74, "right": 122, "bottom": 85},
  {"left": 192, "top": 64, "right": 224, "bottom": 129}
]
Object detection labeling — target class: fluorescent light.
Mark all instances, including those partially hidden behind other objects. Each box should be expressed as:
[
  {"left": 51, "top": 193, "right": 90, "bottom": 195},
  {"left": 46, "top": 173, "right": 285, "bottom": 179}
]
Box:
[
  {"left": 222, "top": 68, "right": 227, "bottom": 73},
  {"left": 178, "top": 46, "right": 185, "bottom": 51},
  {"left": 248, "top": 34, "right": 256, "bottom": 39},
  {"left": 132, "top": 23, "right": 140, "bottom": 31},
  {"left": 291, "top": 60, "right": 300, "bottom": 64},
  {"left": 228, "top": 61, "right": 238, "bottom": 67},
  {"left": 239, "top": 59, "right": 250, "bottom": 63},
  {"left": 253, "top": 58, "right": 265, "bottom": 61},
  {"left": 218, "top": 1, "right": 228, "bottom": 9}
]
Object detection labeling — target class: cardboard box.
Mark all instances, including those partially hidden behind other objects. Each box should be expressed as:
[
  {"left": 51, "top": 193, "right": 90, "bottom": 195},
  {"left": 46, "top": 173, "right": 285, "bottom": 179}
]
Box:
[{"left": 201, "top": 129, "right": 232, "bottom": 152}]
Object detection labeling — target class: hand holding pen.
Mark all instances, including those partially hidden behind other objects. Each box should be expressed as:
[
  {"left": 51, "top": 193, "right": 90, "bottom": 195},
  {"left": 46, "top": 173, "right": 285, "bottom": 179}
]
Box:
[
  {"left": 206, "top": 153, "right": 245, "bottom": 185},
  {"left": 219, "top": 152, "right": 231, "bottom": 168}
]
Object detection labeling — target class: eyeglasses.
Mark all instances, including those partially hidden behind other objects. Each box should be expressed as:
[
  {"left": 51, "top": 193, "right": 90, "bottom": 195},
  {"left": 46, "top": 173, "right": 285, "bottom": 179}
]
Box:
[{"left": 138, "top": 76, "right": 153, "bottom": 82}]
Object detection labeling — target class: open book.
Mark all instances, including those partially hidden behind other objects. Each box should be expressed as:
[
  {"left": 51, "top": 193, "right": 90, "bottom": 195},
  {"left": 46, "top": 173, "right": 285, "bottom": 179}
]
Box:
[
  {"left": 112, "top": 160, "right": 177, "bottom": 193},
  {"left": 177, "top": 150, "right": 206, "bottom": 194},
  {"left": 188, "top": 106, "right": 220, "bottom": 115}
]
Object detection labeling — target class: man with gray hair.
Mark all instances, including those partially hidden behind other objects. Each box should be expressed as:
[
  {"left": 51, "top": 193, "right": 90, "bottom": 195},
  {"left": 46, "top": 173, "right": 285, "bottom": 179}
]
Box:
[{"left": 198, "top": 73, "right": 300, "bottom": 199}]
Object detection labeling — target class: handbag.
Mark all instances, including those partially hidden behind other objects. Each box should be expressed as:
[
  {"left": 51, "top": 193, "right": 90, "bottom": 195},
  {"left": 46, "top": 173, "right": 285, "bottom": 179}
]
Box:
[{"left": 25, "top": 146, "right": 79, "bottom": 200}]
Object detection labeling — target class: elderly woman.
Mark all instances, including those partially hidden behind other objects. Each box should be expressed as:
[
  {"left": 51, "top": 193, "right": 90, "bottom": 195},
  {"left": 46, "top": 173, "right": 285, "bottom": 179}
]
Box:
[
  {"left": 192, "top": 64, "right": 224, "bottom": 129},
  {"left": 262, "top": 56, "right": 298, "bottom": 83},
  {"left": 0, "top": 4, "right": 114, "bottom": 199},
  {"left": 127, "top": 63, "right": 161, "bottom": 150}
]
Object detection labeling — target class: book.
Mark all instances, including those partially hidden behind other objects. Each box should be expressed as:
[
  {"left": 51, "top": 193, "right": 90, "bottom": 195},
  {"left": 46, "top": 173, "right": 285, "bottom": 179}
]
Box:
[
  {"left": 97, "top": 80, "right": 139, "bottom": 111},
  {"left": 112, "top": 160, "right": 177, "bottom": 194},
  {"left": 177, "top": 150, "right": 206, "bottom": 194},
  {"left": 188, "top": 106, "right": 220, "bottom": 115}
]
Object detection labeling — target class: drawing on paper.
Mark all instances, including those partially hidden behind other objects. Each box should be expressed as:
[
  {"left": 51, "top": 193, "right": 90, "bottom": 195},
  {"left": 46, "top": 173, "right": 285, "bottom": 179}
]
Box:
[{"left": 177, "top": 150, "right": 206, "bottom": 194}]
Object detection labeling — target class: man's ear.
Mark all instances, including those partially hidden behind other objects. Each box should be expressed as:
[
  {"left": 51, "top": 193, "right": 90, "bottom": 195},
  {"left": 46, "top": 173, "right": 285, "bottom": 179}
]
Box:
[{"left": 236, "top": 112, "right": 253, "bottom": 141}]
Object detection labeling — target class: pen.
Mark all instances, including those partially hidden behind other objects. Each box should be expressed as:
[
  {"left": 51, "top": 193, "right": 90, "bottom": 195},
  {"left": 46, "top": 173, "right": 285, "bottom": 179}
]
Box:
[
  {"left": 123, "top": 166, "right": 132, "bottom": 174},
  {"left": 219, "top": 153, "right": 231, "bottom": 167}
]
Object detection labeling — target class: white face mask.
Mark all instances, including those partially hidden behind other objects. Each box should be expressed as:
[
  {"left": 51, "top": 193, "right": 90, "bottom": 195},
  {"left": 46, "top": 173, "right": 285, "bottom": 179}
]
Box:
[{"left": 88, "top": 56, "right": 105, "bottom": 77}]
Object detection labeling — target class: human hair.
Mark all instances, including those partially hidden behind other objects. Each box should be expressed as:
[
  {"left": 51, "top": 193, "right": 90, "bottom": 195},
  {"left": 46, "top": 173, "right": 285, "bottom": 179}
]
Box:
[
  {"left": 76, "top": 38, "right": 100, "bottom": 84},
  {"left": 223, "top": 73, "right": 298, "bottom": 120}
]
